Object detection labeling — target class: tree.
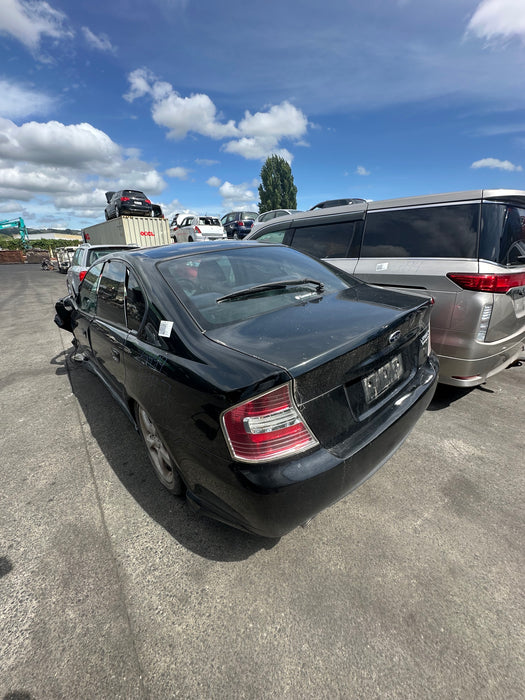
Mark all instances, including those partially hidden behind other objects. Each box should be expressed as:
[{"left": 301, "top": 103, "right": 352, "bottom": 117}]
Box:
[{"left": 258, "top": 155, "right": 297, "bottom": 213}]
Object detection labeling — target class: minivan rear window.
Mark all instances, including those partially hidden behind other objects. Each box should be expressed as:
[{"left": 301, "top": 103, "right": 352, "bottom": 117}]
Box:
[
  {"left": 480, "top": 202, "right": 525, "bottom": 266},
  {"left": 362, "top": 204, "right": 479, "bottom": 258}
]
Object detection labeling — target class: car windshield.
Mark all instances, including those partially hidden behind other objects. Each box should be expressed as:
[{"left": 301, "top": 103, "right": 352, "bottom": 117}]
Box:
[
  {"left": 158, "top": 246, "right": 358, "bottom": 329},
  {"left": 87, "top": 248, "right": 131, "bottom": 265},
  {"left": 198, "top": 217, "right": 221, "bottom": 226},
  {"left": 480, "top": 202, "right": 525, "bottom": 266}
]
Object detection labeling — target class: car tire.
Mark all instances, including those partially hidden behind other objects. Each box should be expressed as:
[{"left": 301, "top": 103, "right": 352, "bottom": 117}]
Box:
[
  {"left": 137, "top": 405, "right": 183, "bottom": 495},
  {"left": 114, "top": 206, "right": 120, "bottom": 218},
  {"left": 172, "top": 236, "right": 177, "bottom": 243},
  {"left": 188, "top": 236, "right": 193, "bottom": 242}
]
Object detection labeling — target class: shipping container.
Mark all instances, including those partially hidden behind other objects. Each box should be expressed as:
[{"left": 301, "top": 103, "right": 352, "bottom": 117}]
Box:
[{"left": 81, "top": 217, "right": 171, "bottom": 247}]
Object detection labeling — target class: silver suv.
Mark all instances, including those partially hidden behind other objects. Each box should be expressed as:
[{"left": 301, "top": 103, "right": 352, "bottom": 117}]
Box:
[
  {"left": 67, "top": 243, "right": 139, "bottom": 296},
  {"left": 246, "top": 189, "right": 525, "bottom": 387}
]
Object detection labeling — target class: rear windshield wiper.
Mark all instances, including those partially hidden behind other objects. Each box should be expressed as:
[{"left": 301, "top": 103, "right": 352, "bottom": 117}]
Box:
[{"left": 216, "top": 278, "right": 325, "bottom": 303}]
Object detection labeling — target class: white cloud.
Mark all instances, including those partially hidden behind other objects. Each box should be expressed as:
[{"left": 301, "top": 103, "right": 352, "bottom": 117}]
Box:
[
  {"left": 0, "top": 79, "right": 55, "bottom": 120},
  {"left": 0, "top": 119, "right": 120, "bottom": 167},
  {"left": 166, "top": 166, "right": 190, "bottom": 180},
  {"left": 124, "top": 69, "right": 309, "bottom": 161},
  {"left": 0, "top": 117, "right": 167, "bottom": 223},
  {"left": 471, "top": 157, "right": 522, "bottom": 171},
  {"left": 467, "top": 0, "right": 525, "bottom": 42},
  {"left": 82, "top": 27, "right": 115, "bottom": 53},
  {"left": 0, "top": 0, "right": 73, "bottom": 52},
  {"left": 237, "top": 102, "right": 308, "bottom": 140},
  {"left": 356, "top": 165, "right": 370, "bottom": 176},
  {"left": 206, "top": 179, "right": 258, "bottom": 210}
]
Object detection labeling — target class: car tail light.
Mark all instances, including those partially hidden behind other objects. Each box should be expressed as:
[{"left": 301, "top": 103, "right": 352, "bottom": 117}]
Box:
[
  {"left": 79, "top": 270, "right": 87, "bottom": 283},
  {"left": 447, "top": 272, "right": 525, "bottom": 293},
  {"left": 222, "top": 383, "right": 318, "bottom": 462},
  {"left": 120, "top": 197, "right": 130, "bottom": 202},
  {"left": 194, "top": 226, "right": 201, "bottom": 234},
  {"left": 145, "top": 199, "right": 151, "bottom": 204}
]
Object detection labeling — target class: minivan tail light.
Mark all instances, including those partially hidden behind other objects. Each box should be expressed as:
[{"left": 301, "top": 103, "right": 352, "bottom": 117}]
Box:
[
  {"left": 79, "top": 270, "right": 87, "bottom": 283},
  {"left": 222, "top": 384, "right": 318, "bottom": 462},
  {"left": 447, "top": 272, "right": 525, "bottom": 293}
]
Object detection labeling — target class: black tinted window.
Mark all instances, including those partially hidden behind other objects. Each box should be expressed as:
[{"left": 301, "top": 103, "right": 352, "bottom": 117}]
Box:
[
  {"left": 290, "top": 222, "right": 358, "bottom": 258},
  {"left": 126, "top": 270, "right": 146, "bottom": 332},
  {"left": 480, "top": 202, "right": 525, "bottom": 265},
  {"left": 79, "top": 262, "right": 103, "bottom": 314},
  {"left": 97, "top": 261, "right": 126, "bottom": 327},
  {"left": 362, "top": 204, "right": 479, "bottom": 258}
]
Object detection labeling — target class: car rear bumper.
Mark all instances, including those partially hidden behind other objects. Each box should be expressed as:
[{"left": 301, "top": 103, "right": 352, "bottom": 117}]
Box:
[
  {"left": 185, "top": 357, "right": 438, "bottom": 538},
  {"left": 437, "top": 336, "right": 525, "bottom": 387}
]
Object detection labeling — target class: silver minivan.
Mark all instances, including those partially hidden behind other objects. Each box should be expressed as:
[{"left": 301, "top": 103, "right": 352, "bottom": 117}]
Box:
[{"left": 246, "top": 190, "right": 525, "bottom": 387}]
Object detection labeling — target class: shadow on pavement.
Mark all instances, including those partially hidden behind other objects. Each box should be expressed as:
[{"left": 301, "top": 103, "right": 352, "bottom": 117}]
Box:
[{"left": 54, "top": 349, "right": 278, "bottom": 562}]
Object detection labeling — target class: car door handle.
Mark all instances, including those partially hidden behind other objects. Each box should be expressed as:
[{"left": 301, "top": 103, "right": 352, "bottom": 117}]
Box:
[{"left": 111, "top": 348, "right": 120, "bottom": 362}]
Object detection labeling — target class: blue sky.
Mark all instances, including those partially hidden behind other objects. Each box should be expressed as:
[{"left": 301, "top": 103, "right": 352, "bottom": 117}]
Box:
[{"left": 0, "top": 0, "right": 524, "bottom": 230}]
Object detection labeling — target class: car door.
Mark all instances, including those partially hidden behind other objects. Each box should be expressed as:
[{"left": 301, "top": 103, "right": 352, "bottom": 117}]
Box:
[
  {"left": 89, "top": 260, "right": 129, "bottom": 399},
  {"left": 75, "top": 261, "right": 104, "bottom": 355}
]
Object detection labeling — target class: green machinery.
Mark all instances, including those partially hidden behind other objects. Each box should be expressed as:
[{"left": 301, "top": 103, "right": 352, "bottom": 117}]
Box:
[{"left": 0, "top": 218, "right": 30, "bottom": 248}]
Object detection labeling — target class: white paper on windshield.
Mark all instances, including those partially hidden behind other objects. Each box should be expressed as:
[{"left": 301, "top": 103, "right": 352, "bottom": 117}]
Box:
[{"left": 159, "top": 320, "right": 173, "bottom": 338}]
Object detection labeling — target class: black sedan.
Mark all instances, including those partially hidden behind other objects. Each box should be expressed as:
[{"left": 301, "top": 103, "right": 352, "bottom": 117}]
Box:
[{"left": 54, "top": 241, "right": 438, "bottom": 538}]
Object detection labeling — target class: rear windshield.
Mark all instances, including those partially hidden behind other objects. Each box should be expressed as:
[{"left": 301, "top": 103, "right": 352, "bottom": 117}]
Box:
[
  {"left": 241, "top": 213, "right": 258, "bottom": 220},
  {"left": 158, "top": 246, "right": 357, "bottom": 329},
  {"left": 480, "top": 202, "right": 525, "bottom": 266},
  {"left": 362, "top": 204, "right": 479, "bottom": 258},
  {"left": 122, "top": 190, "right": 146, "bottom": 198},
  {"left": 87, "top": 247, "right": 132, "bottom": 265},
  {"left": 198, "top": 217, "right": 221, "bottom": 226}
]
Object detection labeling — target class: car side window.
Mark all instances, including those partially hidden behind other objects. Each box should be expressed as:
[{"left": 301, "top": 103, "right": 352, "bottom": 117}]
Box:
[
  {"left": 362, "top": 204, "right": 479, "bottom": 258},
  {"left": 79, "top": 262, "right": 104, "bottom": 314},
  {"left": 254, "top": 229, "right": 287, "bottom": 244},
  {"left": 72, "top": 248, "right": 83, "bottom": 266},
  {"left": 97, "top": 261, "right": 127, "bottom": 327},
  {"left": 290, "top": 222, "right": 358, "bottom": 258},
  {"left": 126, "top": 269, "right": 146, "bottom": 332}
]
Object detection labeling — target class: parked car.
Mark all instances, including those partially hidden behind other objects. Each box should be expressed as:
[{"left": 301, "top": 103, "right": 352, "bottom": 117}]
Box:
[
  {"left": 220, "top": 211, "right": 258, "bottom": 239},
  {"left": 104, "top": 190, "right": 152, "bottom": 219},
  {"left": 250, "top": 209, "right": 303, "bottom": 235},
  {"left": 55, "top": 246, "right": 77, "bottom": 274},
  {"left": 173, "top": 215, "right": 226, "bottom": 242},
  {"left": 246, "top": 189, "right": 525, "bottom": 387},
  {"left": 66, "top": 243, "right": 140, "bottom": 296},
  {"left": 169, "top": 213, "right": 186, "bottom": 233},
  {"left": 54, "top": 241, "right": 438, "bottom": 537}
]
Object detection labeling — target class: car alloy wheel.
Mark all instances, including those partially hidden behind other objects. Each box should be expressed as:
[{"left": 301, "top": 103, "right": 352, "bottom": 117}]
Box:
[{"left": 137, "top": 405, "right": 183, "bottom": 494}]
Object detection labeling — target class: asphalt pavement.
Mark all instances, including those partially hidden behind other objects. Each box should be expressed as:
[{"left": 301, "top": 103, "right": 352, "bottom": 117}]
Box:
[{"left": 0, "top": 263, "right": 524, "bottom": 700}]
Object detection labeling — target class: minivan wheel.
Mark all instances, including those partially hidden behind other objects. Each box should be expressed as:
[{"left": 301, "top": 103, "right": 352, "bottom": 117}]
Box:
[{"left": 137, "top": 405, "right": 183, "bottom": 495}]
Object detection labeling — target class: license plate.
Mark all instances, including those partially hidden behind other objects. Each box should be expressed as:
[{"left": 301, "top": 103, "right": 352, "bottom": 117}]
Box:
[
  {"left": 362, "top": 354, "right": 403, "bottom": 403},
  {"left": 134, "top": 200, "right": 142, "bottom": 205}
]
